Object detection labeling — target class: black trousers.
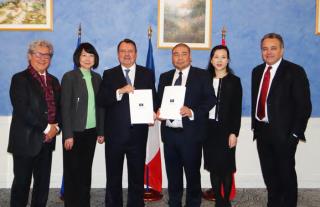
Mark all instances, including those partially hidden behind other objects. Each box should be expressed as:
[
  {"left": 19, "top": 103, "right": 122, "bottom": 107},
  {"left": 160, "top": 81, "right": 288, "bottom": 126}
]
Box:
[
  {"left": 105, "top": 136, "right": 147, "bottom": 207},
  {"left": 10, "top": 144, "right": 52, "bottom": 207},
  {"left": 63, "top": 128, "right": 97, "bottom": 207},
  {"left": 163, "top": 127, "right": 202, "bottom": 207},
  {"left": 256, "top": 123, "right": 298, "bottom": 207}
]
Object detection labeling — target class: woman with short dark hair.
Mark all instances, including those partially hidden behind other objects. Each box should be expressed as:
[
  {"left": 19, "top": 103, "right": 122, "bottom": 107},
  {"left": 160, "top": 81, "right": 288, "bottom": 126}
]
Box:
[{"left": 61, "top": 42, "right": 104, "bottom": 207}]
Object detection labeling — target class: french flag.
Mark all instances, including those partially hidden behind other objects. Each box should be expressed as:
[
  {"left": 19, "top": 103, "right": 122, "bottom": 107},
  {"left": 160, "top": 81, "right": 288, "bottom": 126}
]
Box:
[{"left": 144, "top": 37, "right": 162, "bottom": 192}]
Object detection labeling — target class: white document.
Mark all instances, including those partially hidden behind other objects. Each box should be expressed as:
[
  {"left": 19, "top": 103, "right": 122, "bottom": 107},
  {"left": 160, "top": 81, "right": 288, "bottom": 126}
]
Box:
[
  {"left": 160, "top": 86, "right": 186, "bottom": 120},
  {"left": 129, "top": 89, "right": 154, "bottom": 124}
]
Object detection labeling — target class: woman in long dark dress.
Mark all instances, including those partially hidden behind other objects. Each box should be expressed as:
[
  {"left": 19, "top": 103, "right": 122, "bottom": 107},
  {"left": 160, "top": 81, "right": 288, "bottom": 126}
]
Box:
[{"left": 203, "top": 45, "right": 242, "bottom": 207}]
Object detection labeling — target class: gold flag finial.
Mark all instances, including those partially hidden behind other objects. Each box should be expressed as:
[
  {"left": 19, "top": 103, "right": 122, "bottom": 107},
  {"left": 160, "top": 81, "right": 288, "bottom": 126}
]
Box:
[{"left": 148, "top": 26, "right": 152, "bottom": 39}]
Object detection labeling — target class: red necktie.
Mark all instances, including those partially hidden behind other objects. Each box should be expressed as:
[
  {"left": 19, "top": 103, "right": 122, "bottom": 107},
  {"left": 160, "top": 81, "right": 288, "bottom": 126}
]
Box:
[{"left": 257, "top": 66, "right": 272, "bottom": 120}]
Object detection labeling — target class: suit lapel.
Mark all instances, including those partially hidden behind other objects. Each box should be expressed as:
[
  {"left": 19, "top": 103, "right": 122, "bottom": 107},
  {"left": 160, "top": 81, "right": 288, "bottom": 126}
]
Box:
[
  {"left": 50, "top": 75, "right": 60, "bottom": 105},
  {"left": 268, "top": 60, "right": 286, "bottom": 99},
  {"left": 26, "top": 71, "right": 45, "bottom": 99},
  {"left": 184, "top": 67, "right": 195, "bottom": 106},
  {"left": 89, "top": 71, "right": 100, "bottom": 94},
  {"left": 75, "top": 69, "right": 87, "bottom": 91},
  {"left": 185, "top": 67, "right": 194, "bottom": 87},
  {"left": 134, "top": 66, "right": 142, "bottom": 89},
  {"left": 253, "top": 64, "right": 265, "bottom": 101},
  {"left": 114, "top": 66, "right": 127, "bottom": 87},
  {"left": 168, "top": 70, "right": 176, "bottom": 85}
]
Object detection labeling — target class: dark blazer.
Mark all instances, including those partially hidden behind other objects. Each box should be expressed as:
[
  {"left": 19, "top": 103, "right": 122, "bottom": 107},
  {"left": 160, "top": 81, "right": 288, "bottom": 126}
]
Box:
[
  {"left": 251, "top": 59, "right": 312, "bottom": 141},
  {"left": 212, "top": 73, "right": 242, "bottom": 136},
  {"left": 158, "top": 66, "right": 216, "bottom": 143},
  {"left": 97, "top": 65, "right": 157, "bottom": 144},
  {"left": 61, "top": 69, "right": 104, "bottom": 140},
  {"left": 8, "top": 69, "right": 61, "bottom": 157},
  {"left": 203, "top": 73, "right": 242, "bottom": 174}
]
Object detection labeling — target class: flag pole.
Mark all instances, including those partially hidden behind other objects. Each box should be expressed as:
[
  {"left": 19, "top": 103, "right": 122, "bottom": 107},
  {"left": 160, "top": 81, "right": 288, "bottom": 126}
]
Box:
[
  {"left": 145, "top": 24, "right": 152, "bottom": 192},
  {"left": 221, "top": 26, "right": 226, "bottom": 46},
  {"left": 73, "top": 23, "right": 82, "bottom": 69},
  {"left": 143, "top": 25, "right": 163, "bottom": 202},
  {"left": 60, "top": 23, "right": 82, "bottom": 201}
]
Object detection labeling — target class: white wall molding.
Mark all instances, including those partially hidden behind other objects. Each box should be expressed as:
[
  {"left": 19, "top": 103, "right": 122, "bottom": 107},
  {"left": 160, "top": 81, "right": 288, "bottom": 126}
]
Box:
[{"left": 1, "top": 117, "right": 319, "bottom": 188}]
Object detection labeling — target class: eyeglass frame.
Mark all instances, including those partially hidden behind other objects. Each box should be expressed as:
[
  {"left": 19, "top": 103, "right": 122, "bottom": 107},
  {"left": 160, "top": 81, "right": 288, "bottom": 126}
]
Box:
[{"left": 31, "top": 51, "right": 53, "bottom": 60}]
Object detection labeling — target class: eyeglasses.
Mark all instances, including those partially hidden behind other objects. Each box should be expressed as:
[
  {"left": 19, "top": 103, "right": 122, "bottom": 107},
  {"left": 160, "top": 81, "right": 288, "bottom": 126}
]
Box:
[{"left": 32, "top": 52, "right": 52, "bottom": 60}]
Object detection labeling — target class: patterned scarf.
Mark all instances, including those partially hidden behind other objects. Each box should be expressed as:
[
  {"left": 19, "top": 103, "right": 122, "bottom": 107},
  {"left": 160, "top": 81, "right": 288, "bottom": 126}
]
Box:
[{"left": 28, "top": 65, "right": 56, "bottom": 124}]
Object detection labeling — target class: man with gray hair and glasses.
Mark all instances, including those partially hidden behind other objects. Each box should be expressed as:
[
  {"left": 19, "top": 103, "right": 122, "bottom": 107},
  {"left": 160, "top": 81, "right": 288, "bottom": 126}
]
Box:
[{"left": 8, "top": 40, "right": 61, "bottom": 207}]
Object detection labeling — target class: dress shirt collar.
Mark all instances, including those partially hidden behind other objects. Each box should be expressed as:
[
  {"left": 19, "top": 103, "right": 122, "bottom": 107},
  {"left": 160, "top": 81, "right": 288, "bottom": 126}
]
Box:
[
  {"left": 266, "top": 58, "right": 282, "bottom": 73},
  {"left": 172, "top": 65, "right": 191, "bottom": 86},
  {"left": 121, "top": 63, "right": 136, "bottom": 72},
  {"left": 175, "top": 65, "right": 190, "bottom": 76},
  {"left": 38, "top": 71, "right": 47, "bottom": 76},
  {"left": 121, "top": 64, "right": 136, "bottom": 85}
]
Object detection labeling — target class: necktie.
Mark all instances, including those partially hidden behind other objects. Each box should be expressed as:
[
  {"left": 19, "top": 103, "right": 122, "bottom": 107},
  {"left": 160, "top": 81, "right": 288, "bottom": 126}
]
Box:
[
  {"left": 125, "top": 69, "right": 132, "bottom": 85},
  {"left": 40, "top": 74, "right": 47, "bottom": 87},
  {"left": 257, "top": 66, "right": 272, "bottom": 120},
  {"left": 174, "top": 71, "right": 183, "bottom": 86}
]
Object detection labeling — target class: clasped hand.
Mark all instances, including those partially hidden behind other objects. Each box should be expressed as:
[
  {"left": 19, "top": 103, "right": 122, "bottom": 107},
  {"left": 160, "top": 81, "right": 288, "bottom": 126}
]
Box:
[{"left": 44, "top": 123, "right": 58, "bottom": 143}]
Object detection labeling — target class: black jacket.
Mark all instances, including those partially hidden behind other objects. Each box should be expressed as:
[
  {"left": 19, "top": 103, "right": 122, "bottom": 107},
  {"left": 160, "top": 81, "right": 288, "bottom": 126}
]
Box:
[
  {"left": 97, "top": 65, "right": 157, "bottom": 144},
  {"left": 251, "top": 59, "right": 312, "bottom": 141},
  {"left": 8, "top": 69, "right": 61, "bottom": 157}
]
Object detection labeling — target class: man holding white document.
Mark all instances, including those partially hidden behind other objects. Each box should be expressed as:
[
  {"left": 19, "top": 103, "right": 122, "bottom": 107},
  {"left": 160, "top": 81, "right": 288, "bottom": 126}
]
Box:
[
  {"left": 157, "top": 43, "right": 216, "bottom": 207},
  {"left": 97, "top": 39, "right": 157, "bottom": 207}
]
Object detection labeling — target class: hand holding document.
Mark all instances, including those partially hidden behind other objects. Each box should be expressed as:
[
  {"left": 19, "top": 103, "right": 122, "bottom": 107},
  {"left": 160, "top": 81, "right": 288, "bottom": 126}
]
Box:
[
  {"left": 159, "top": 86, "right": 186, "bottom": 120},
  {"left": 129, "top": 89, "right": 154, "bottom": 124}
]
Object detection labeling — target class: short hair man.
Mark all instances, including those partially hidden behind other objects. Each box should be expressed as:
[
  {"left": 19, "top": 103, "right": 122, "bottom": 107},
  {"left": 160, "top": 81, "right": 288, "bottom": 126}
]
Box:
[
  {"left": 97, "top": 38, "right": 157, "bottom": 207},
  {"left": 251, "top": 33, "right": 312, "bottom": 207},
  {"left": 8, "top": 40, "right": 61, "bottom": 207},
  {"left": 157, "top": 43, "right": 215, "bottom": 207}
]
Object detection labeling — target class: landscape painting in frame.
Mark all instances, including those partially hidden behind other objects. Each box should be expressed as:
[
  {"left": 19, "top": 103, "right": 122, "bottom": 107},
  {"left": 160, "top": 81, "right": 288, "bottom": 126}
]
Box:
[
  {"left": 316, "top": 0, "right": 320, "bottom": 34},
  {"left": 0, "top": 0, "right": 52, "bottom": 30},
  {"left": 158, "top": 0, "right": 212, "bottom": 49}
]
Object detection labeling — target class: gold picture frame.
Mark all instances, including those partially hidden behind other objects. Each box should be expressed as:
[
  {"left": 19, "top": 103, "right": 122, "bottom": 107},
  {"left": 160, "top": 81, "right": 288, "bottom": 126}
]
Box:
[
  {"left": 158, "top": 0, "right": 212, "bottom": 50},
  {"left": 0, "top": 0, "right": 53, "bottom": 31},
  {"left": 316, "top": 0, "right": 320, "bottom": 34}
]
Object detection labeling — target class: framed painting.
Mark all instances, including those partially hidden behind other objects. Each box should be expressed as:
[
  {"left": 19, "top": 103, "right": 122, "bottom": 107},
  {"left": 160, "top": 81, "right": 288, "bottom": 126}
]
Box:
[
  {"left": 0, "top": 0, "right": 53, "bottom": 31},
  {"left": 317, "top": 0, "right": 320, "bottom": 34},
  {"left": 158, "top": 0, "right": 212, "bottom": 50}
]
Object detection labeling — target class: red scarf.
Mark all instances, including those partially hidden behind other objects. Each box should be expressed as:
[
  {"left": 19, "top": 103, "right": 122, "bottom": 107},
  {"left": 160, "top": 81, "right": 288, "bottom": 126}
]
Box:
[{"left": 28, "top": 65, "right": 56, "bottom": 124}]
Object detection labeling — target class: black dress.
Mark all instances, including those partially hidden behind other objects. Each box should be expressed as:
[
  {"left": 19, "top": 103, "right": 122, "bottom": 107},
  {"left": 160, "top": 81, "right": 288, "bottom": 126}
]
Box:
[{"left": 203, "top": 73, "right": 242, "bottom": 176}]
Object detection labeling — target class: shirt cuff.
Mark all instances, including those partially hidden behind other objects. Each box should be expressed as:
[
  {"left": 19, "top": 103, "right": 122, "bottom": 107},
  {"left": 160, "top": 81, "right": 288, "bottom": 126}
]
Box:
[
  {"left": 116, "top": 89, "right": 123, "bottom": 101},
  {"left": 44, "top": 124, "right": 59, "bottom": 134},
  {"left": 44, "top": 124, "right": 50, "bottom": 134},
  {"left": 188, "top": 110, "right": 194, "bottom": 121},
  {"left": 55, "top": 125, "right": 60, "bottom": 132}
]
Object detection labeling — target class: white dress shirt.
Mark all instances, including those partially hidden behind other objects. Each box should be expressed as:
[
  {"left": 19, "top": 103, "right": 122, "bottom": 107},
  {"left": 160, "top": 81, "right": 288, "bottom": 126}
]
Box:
[
  {"left": 166, "top": 66, "right": 194, "bottom": 128},
  {"left": 209, "top": 78, "right": 220, "bottom": 120},
  {"left": 255, "top": 58, "right": 282, "bottom": 122},
  {"left": 116, "top": 64, "right": 136, "bottom": 101}
]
